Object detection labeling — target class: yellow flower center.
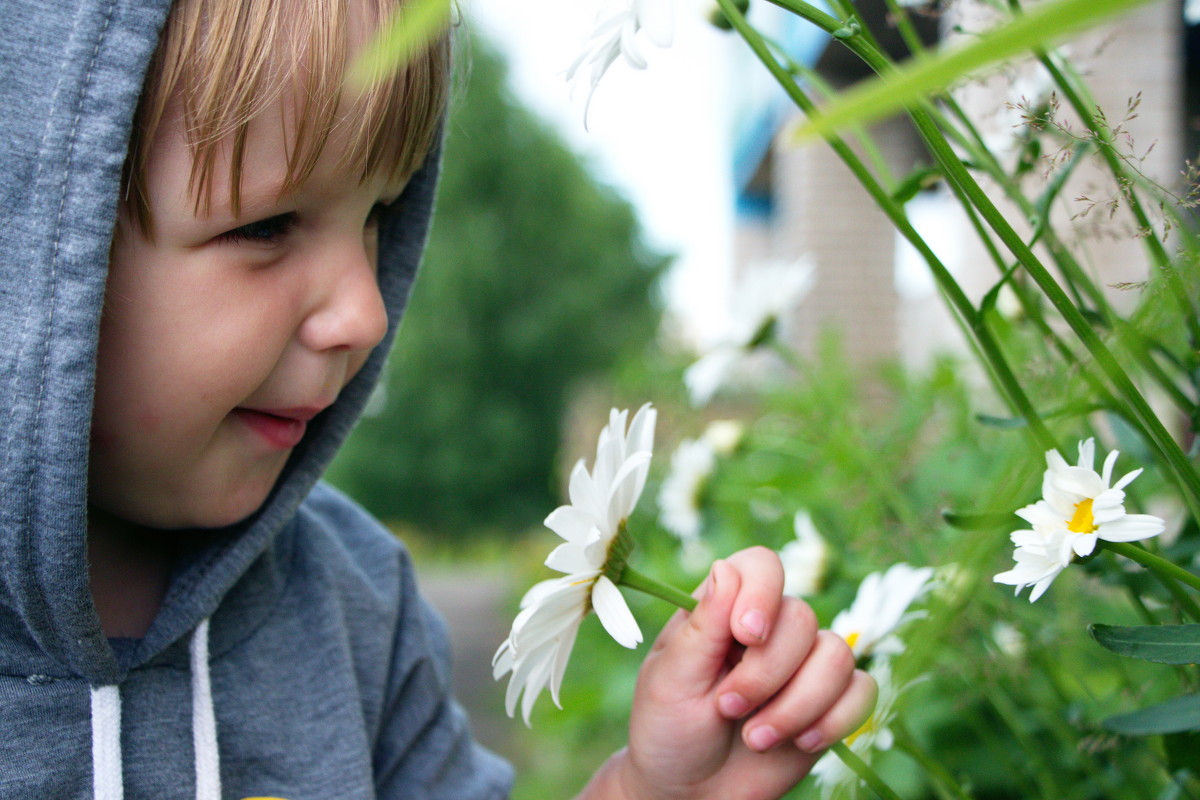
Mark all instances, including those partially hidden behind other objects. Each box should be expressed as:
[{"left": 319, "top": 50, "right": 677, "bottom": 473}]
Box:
[
  {"left": 845, "top": 631, "right": 860, "bottom": 650},
  {"left": 1067, "top": 498, "right": 1097, "bottom": 534},
  {"left": 845, "top": 714, "right": 876, "bottom": 746}
]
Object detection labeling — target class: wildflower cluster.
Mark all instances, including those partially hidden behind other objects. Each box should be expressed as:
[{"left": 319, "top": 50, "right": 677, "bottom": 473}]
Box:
[
  {"left": 476, "top": 0, "right": 1200, "bottom": 795},
  {"left": 812, "top": 564, "right": 934, "bottom": 798}
]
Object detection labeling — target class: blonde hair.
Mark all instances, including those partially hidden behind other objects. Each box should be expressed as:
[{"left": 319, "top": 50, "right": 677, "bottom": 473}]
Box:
[{"left": 123, "top": 0, "right": 450, "bottom": 234}]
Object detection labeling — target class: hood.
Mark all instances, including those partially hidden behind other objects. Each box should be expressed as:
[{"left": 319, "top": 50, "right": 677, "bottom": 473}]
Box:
[{"left": 0, "top": 0, "right": 441, "bottom": 687}]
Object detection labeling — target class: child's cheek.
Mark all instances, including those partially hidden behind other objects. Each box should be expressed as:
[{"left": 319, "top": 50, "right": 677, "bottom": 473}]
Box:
[{"left": 136, "top": 407, "right": 166, "bottom": 434}]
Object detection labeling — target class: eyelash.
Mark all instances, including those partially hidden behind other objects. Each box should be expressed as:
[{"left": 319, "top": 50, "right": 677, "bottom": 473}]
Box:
[
  {"left": 218, "top": 203, "right": 389, "bottom": 245},
  {"left": 219, "top": 212, "right": 298, "bottom": 245}
]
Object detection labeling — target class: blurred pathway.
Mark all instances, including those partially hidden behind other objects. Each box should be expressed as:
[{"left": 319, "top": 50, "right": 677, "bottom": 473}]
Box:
[{"left": 417, "top": 564, "right": 518, "bottom": 759}]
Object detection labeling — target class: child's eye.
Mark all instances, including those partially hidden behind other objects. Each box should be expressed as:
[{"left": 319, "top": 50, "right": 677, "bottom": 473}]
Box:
[{"left": 218, "top": 212, "right": 298, "bottom": 245}]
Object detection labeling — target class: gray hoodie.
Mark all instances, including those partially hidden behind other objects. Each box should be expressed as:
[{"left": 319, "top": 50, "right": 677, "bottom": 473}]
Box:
[{"left": 0, "top": 1, "right": 512, "bottom": 797}]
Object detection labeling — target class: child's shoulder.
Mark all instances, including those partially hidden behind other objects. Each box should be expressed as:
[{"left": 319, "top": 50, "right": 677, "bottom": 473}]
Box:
[
  {"left": 285, "top": 480, "right": 458, "bottom": 678},
  {"left": 288, "top": 480, "right": 417, "bottom": 607}
]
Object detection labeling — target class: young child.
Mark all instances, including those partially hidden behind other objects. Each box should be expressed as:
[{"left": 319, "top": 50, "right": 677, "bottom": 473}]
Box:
[{"left": 0, "top": 0, "right": 876, "bottom": 797}]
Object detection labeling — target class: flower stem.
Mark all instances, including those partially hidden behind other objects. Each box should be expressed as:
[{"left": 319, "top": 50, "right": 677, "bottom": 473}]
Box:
[
  {"left": 831, "top": 741, "right": 905, "bottom": 800},
  {"left": 894, "top": 726, "right": 974, "bottom": 800},
  {"left": 1104, "top": 542, "right": 1200, "bottom": 594},
  {"left": 1103, "top": 541, "right": 1200, "bottom": 622},
  {"left": 618, "top": 566, "right": 697, "bottom": 612},
  {"left": 764, "top": 0, "right": 1200, "bottom": 520},
  {"left": 717, "top": 0, "right": 1057, "bottom": 456}
]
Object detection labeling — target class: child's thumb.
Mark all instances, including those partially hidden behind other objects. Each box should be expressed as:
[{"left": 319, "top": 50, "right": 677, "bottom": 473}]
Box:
[{"left": 651, "top": 559, "right": 740, "bottom": 691}]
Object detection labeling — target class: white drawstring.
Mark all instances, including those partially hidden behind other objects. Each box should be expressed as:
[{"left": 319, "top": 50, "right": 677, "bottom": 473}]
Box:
[
  {"left": 90, "top": 684, "right": 123, "bottom": 800},
  {"left": 89, "top": 619, "right": 220, "bottom": 800},
  {"left": 190, "top": 617, "right": 221, "bottom": 800}
]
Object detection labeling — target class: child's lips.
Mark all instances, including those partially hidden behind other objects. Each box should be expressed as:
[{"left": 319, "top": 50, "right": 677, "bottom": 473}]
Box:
[{"left": 233, "top": 407, "right": 323, "bottom": 449}]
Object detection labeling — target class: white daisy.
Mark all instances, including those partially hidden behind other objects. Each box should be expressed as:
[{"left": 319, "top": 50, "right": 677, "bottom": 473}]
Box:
[
  {"left": 994, "top": 438, "right": 1165, "bottom": 601},
  {"left": 657, "top": 436, "right": 716, "bottom": 543},
  {"left": 566, "top": 0, "right": 674, "bottom": 119},
  {"left": 991, "top": 621, "right": 1026, "bottom": 658},
  {"left": 780, "top": 510, "right": 829, "bottom": 597},
  {"left": 685, "top": 257, "right": 814, "bottom": 406},
  {"left": 831, "top": 563, "right": 935, "bottom": 660},
  {"left": 811, "top": 659, "right": 900, "bottom": 799},
  {"left": 701, "top": 418, "right": 744, "bottom": 456},
  {"left": 493, "top": 405, "right": 655, "bottom": 723}
]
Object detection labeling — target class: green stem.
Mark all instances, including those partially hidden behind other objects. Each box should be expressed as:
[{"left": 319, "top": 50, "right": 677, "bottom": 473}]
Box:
[
  {"left": 1103, "top": 541, "right": 1200, "bottom": 622},
  {"left": 984, "top": 685, "right": 1064, "bottom": 798},
  {"left": 761, "top": 36, "right": 895, "bottom": 186},
  {"left": 918, "top": 103, "right": 1200, "bottom": 519},
  {"left": 830, "top": 741, "right": 905, "bottom": 800},
  {"left": 1103, "top": 541, "right": 1200, "bottom": 595},
  {"left": 935, "top": 92, "right": 1194, "bottom": 421},
  {"left": 893, "top": 726, "right": 974, "bottom": 800},
  {"left": 618, "top": 566, "right": 697, "bottom": 612},
  {"left": 719, "top": 0, "right": 1057, "bottom": 456},
  {"left": 1035, "top": 48, "right": 1200, "bottom": 346},
  {"left": 780, "top": 1, "right": 1200, "bottom": 519},
  {"left": 881, "top": 0, "right": 927, "bottom": 57}
]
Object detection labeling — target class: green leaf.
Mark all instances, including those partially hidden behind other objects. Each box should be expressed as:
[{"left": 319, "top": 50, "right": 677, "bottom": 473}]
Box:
[
  {"left": 978, "top": 264, "right": 1019, "bottom": 314},
  {"left": 941, "top": 509, "right": 1013, "bottom": 531},
  {"left": 792, "top": 0, "right": 1159, "bottom": 141},
  {"left": 1090, "top": 624, "right": 1200, "bottom": 665},
  {"left": 1103, "top": 694, "right": 1200, "bottom": 736},
  {"left": 975, "top": 413, "right": 1027, "bottom": 429},
  {"left": 345, "top": 0, "right": 452, "bottom": 88},
  {"left": 890, "top": 166, "right": 941, "bottom": 204}
]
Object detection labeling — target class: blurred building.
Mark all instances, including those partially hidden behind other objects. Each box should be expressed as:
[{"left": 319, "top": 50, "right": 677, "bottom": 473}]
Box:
[{"left": 731, "top": 0, "right": 1187, "bottom": 371}]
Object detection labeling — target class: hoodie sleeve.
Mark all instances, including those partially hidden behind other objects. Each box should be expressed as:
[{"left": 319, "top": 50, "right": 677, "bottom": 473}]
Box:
[{"left": 372, "top": 547, "right": 514, "bottom": 799}]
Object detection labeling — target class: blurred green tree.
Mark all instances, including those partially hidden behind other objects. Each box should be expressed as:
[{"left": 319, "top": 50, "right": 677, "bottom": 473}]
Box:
[{"left": 326, "top": 36, "right": 669, "bottom": 536}]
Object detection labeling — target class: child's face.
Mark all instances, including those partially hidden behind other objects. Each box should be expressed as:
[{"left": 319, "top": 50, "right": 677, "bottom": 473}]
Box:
[{"left": 90, "top": 98, "right": 403, "bottom": 530}]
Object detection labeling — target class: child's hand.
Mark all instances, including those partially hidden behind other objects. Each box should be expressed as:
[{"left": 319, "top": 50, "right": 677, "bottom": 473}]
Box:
[{"left": 588, "top": 547, "right": 877, "bottom": 800}]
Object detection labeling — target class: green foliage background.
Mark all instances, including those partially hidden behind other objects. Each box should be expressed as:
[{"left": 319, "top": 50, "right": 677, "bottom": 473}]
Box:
[
  {"left": 326, "top": 37, "right": 669, "bottom": 536},
  {"left": 330, "top": 3, "right": 1200, "bottom": 797},
  {"left": 505, "top": 339, "right": 1187, "bottom": 800}
]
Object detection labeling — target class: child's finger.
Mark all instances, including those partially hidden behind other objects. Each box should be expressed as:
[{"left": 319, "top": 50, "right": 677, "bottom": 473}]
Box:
[
  {"left": 713, "top": 597, "right": 818, "bottom": 721},
  {"left": 723, "top": 546, "right": 785, "bottom": 646},
  {"left": 792, "top": 669, "right": 879, "bottom": 754},
  {"left": 734, "top": 630, "right": 854, "bottom": 750},
  {"left": 645, "top": 559, "right": 741, "bottom": 690},
  {"left": 648, "top": 560, "right": 719, "bottom": 655}
]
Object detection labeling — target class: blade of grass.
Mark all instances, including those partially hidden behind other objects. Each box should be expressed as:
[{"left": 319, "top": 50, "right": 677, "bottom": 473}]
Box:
[
  {"left": 345, "top": 0, "right": 451, "bottom": 88},
  {"left": 789, "top": 0, "right": 1159, "bottom": 140}
]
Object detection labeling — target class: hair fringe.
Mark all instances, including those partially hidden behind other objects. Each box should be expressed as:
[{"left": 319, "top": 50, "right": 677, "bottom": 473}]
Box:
[{"left": 123, "top": 0, "right": 450, "bottom": 238}]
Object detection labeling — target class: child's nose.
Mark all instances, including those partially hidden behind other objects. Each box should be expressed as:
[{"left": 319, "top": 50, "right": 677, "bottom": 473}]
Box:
[{"left": 297, "top": 239, "right": 388, "bottom": 355}]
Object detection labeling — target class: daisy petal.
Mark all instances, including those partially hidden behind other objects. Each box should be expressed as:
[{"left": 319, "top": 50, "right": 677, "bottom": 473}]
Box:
[
  {"left": 1098, "top": 513, "right": 1166, "bottom": 542},
  {"left": 592, "top": 576, "right": 643, "bottom": 649}
]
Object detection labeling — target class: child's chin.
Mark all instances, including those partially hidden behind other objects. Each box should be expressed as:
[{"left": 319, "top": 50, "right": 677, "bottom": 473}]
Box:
[
  {"left": 100, "top": 488, "right": 272, "bottom": 533},
  {"left": 183, "top": 488, "right": 274, "bottom": 530}
]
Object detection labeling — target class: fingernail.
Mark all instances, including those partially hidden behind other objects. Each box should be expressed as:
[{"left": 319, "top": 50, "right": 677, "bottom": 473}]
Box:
[
  {"left": 706, "top": 560, "right": 723, "bottom": 600},
  {"left": 740, "top": 609, "right": 767, "bottom": 640},
  {"left": 718, "top": 691, "right": 750, "bottom": 718},
  {"left": 747, "top": 724, "right": 780, "bottom": 752},
  {"left": 797, "top": 729, "right": 824, "bottom": 753}
]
